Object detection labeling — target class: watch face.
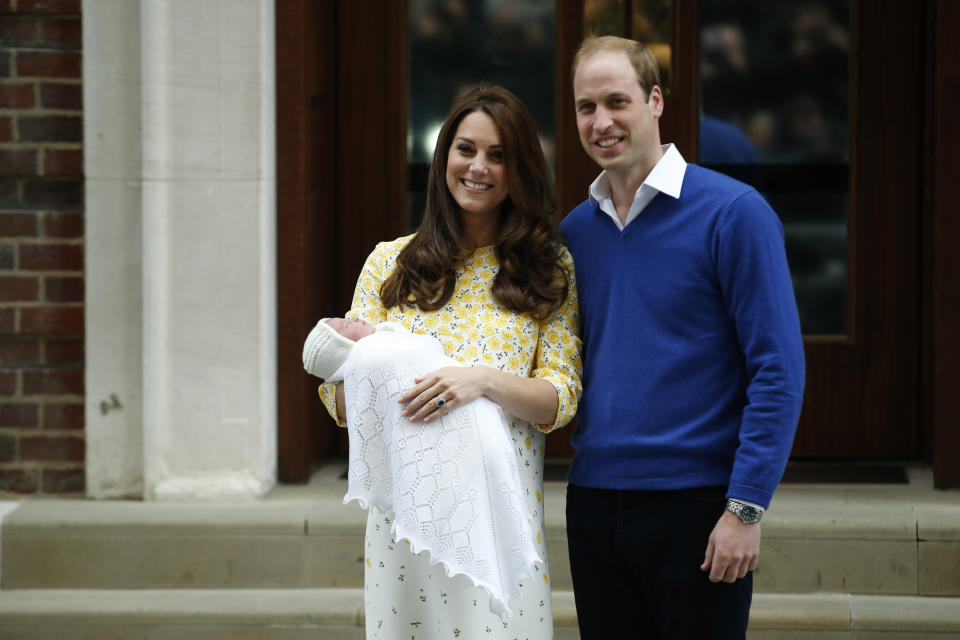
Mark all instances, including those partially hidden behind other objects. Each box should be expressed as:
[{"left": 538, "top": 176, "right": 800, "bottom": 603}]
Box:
[
  {"left": 740, "top": 505, "right": 760, "bottom": 523},
  {"left": 728, "top": 500, "right": 761, "bottom": 523}
]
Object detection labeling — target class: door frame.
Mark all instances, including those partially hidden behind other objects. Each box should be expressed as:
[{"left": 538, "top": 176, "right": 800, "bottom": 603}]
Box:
[
  {"left": 276, "top": 0, "right": 960, "bottom": 486},
  {"left": 276, "top": 0, "right": 407, "bottom": 482}
]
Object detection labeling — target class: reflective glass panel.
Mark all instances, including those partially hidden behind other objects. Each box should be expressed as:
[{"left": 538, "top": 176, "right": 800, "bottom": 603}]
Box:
[
  {"left": 584, "top": 0, "right": 673, "bottom": 91},
  {"left": 408, "top": 0, "right": 557, "bottom": 230},
  {"left": 630, "top": 0, "right": 673, "bottom": 91},
  {"left": 584, "top": 0, "right": 626, "bottom": 38},
  {"left": 699, "top": 0, "right": 850, "bottom": 335}
]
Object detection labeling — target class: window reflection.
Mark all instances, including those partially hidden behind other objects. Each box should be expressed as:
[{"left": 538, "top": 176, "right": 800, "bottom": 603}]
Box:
[
  {"left": 408, "top": 0, "right": 556, "bottom": 230},
  {"left": 630, "top": 0, "right": 673, "bottom": 91},
  {"left": 584, "top": 0, "right": 672, "bottom": 91},
  {"left": 584, "top": 0, "right": 626, "bottom": 38},
  {"left": 699, "top": 0, "right": 850, "bottom": 335}
]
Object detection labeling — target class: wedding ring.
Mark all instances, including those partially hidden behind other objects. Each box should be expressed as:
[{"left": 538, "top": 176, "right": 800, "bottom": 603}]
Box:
[{"left": 435, "top": 398, "right": 446, "bottom": 408}]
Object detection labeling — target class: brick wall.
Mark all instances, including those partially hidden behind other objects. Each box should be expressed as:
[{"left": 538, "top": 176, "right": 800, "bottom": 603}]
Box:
[{"left": 0, "top": 0, "right": 83, "bottom": 496}]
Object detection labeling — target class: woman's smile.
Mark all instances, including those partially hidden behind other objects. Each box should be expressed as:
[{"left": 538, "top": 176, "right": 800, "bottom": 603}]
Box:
[{"left": 446, "top": 111, "right": 509, "bottom": 218}]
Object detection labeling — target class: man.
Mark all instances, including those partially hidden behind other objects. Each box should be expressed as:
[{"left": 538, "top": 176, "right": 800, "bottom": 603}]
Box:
[{"left": 559, "top": 36, "right": 805, "bottom": 638}]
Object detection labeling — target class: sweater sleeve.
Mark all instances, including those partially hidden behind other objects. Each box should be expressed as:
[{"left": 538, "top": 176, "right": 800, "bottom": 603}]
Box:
[
  {"left": 532, "top": 247, "right": 584, "bottom": 433},
  {"left": 715, "top": 190, "right": 806, "bottom": 507},
  {"left": 318, "top": 242, "right": 393, "bottom": 426}
]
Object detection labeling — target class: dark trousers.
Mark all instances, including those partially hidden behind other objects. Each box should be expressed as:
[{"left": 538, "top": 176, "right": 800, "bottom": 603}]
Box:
[{"left": 566, "top": 483, "right": 752, "bottom": 639}]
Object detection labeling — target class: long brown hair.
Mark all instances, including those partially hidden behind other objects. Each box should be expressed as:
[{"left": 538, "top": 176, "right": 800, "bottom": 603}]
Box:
[{"left": 381, "top": 85, "right": 568, "bottom": 322}]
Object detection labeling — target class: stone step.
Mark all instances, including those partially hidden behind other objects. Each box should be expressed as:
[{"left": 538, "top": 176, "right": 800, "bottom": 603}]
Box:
[
  {"left": 1, "top": 589, "right": 959, "bottom": 639},
  {"left": 2, "top": 466, "right": 959, "bottom": 597}
]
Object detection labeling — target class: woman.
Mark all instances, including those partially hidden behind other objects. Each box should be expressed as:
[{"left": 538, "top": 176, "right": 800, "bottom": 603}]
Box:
[{"left": 319, "top": 84, "right": 582, "bottom": 639}]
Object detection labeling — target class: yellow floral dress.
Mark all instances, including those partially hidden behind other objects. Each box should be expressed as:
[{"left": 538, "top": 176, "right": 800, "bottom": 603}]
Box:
[{"left": 320, "top": 235, "right": 582, "bottom": 640}]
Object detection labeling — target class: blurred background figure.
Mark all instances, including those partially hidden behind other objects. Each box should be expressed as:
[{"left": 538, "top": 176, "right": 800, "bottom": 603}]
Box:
[{"left": 699, "top": 0, "right": 850, "bottom": 335}]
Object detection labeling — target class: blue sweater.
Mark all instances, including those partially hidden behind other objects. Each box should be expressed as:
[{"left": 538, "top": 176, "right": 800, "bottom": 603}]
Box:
[{"left": 559, "top": 165, "right": 805, "bottom": 507}]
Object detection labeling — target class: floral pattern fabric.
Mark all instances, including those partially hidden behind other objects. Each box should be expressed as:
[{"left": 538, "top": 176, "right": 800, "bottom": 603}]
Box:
[{"left": 319, "top": 235, "right": 582, "bottom": 639}]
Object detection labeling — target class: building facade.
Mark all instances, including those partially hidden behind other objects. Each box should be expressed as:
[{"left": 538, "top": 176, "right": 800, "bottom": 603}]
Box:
[{"left": 0, "top": 0, "right": 957, "bottom": 498}]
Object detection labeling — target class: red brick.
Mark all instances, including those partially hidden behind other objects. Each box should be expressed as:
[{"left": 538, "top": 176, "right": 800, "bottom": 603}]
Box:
[
  {"left": 0, "top": 82, "right": 35, "bottom": 108},
  {"left": 0, "top": 116, "right": 11, "bottom": 142},
  {"left": 43, "top": 275, "right": 81, "bottom": 301},
  {"left": 19, "top": 243, "right": 82, "bottom": 270},
  {"left": 0, "top": 336, "right": 39, "bottom": 364},
  {"left": 39, "top": 82, "right": 80, "bottom": 109},
  {"left": 0, "top": 468, "right": 38, "bottom": 494},
  {"left": 0, "top": 308, "right": 14, "bottom": 333},
  {"left": 15, "top": 50, "right": 80, "bottom": 78},
  {"left": 0, "top": 1, "right": 14, "bottom": 13},
  {"left": 0, "top": 370, "right": 16, "bottom": 395},
  {"left": 45, "top": 336, "right": 81, "bottom": 362},
  {"left": 0, "top": 50, "right": 10, "bottom": 78},
  {"left": 0, "top": 242, "right": 13, "bottom": 267},
  {"left": 0, "top": 433, "right": 15, "bottom": 462},
  {"left": 42, "top": 148, "right": 81, "bottom": 176},
  {"left": 0, "top": 148, "right": 38, "bottom": 175},
  {"left": 42, "top": 467, "right": 84, "bottom": 493},
  {"left": 0, "top": 275, "right": 39, "bottom": 300},
  {"left": 42, "top": 401, "right": 81, "bottom": 429},
  {"left": 42, "top": 210, "right": 81, "bottom": 237},
  {"left": 22, "top": 368, "right": 82, "bottom": 394},
  {"left": 19, "top": 306, "right": 82, "bottom": 333},
  {"left": 0, "top": 16, "right": 39, "bottom": 46},
  {"left": 39, "top": 16, "right": 79, "bottom": 47},
  {"left": 16, "top": 0, "right": 81, "bottom": 14},
  {"left": 0, "top": 211, "right": 38, "bottom": 236},
  {"left": 18, "top": 115, "right": 81, "bottom": 142},
  {"left": 0, "top": 402, "right": 38, "bottom": 427},
  {"left": 21, "top": 435, "right": 83, "bottom": 461},
  {"left": 22, "top": 178, "right": 82, "bottom": 208}
]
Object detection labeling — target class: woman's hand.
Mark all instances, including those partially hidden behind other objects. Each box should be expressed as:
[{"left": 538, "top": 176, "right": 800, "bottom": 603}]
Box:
[
  {"left": 398, "top": 366, "right": 492, "bottom": 423},
  {"left": 398, "top": 365, "right": 560, "bottom": 426}
]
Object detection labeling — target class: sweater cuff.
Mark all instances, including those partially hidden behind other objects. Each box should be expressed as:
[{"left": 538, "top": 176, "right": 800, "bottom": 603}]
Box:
[{"left": 726, "top": 483, "right": 774, "bottom": 509}]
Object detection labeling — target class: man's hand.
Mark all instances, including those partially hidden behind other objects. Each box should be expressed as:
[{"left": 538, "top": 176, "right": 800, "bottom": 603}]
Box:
[{"left": 700, "top": 510, "right": 761, "bottom": 583}]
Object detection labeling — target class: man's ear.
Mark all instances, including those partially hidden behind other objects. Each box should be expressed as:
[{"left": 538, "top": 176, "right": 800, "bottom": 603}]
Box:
[{"left": 649, "top": 85, "right": 664, "bottom": 118}]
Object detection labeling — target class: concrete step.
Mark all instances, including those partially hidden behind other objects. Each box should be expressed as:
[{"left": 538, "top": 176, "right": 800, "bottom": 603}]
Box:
[
  {"left": 1, "top": 589, "right": 959, "bottom": 640},
  {"left": 3, "top": 465, "right": 959, "bottom": 598}
]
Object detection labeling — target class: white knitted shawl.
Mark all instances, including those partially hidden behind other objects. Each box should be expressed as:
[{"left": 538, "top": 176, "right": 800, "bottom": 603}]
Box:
[{"left": 331, "top": 323, "right": 542, "bottom": 620}]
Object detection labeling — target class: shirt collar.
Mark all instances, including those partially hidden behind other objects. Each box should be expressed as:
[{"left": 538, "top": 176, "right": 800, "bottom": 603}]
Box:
[{"left": 588, "top": 143, "right": 687, "bottom": 206}]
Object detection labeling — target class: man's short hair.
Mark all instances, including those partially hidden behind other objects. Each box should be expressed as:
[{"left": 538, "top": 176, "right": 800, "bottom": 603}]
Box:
[{"left": 572, "top": 35, "right": 661, "bottom": 100}]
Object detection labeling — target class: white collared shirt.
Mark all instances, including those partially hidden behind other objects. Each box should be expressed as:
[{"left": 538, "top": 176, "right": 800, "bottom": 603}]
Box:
[{"left": 588, "top": 143, "right": 688, "bottom": 230}]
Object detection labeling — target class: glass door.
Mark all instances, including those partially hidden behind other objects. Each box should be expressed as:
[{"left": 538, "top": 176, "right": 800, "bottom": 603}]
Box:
[{"left": 555, "top": 0, "right": 922, "bottom": 459}]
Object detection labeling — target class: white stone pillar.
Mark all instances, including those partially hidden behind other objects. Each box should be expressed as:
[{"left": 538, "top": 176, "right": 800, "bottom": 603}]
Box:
[
  {"left": 83, "top": 0, "right": 145, "bottom": 498},
  {"left": 84, "top": 0, "right": 277, "bottom": 500}
]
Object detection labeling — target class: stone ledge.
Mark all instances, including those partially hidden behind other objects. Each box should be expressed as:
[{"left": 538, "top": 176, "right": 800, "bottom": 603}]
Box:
[
  {"left": 543, "top": 481, "right": 960, "bottom": 543},
  {"left": 1, "top": 590, "right": 958, "bottom": 637},
  {"left": 850, "top": 594, "right": 960, "bottom": 632},
  {"left": 4, "top": 480, "right": 959, "bottom": 595},
  {"left": 2, "top": 483, "right": 366, "bottom": 538},
  {"left": 6, "top": 477, "right": 956, "bottom": 545},
  {"left": 0, "top": 588, "right": 362, "bottom": 626}
]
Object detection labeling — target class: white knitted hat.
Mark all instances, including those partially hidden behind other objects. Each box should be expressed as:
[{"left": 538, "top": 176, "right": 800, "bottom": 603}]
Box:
[{"left": 302, "top": 319, "right": 356, "bottom": 380}]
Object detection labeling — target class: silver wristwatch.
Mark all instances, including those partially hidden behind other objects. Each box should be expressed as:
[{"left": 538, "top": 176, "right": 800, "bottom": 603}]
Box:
[{"left": 726, "top": 499, "right": 763, "bottom": 524}]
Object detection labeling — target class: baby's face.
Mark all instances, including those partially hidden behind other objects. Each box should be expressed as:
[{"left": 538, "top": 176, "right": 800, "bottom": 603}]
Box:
[{"left": 327, "top": 317, "right": 375, "bottom": 341}]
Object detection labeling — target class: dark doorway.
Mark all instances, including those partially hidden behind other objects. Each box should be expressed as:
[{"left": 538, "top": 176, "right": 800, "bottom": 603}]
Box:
[{"left": 277, "top": 0, "right": 935, "bottom": 481}]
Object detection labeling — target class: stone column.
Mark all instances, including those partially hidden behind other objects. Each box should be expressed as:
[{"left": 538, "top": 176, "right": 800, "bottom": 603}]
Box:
[
  {"left": 83, "top": 0, "right": 145, "bottom": 498},
  {"left": 84, "top": 0, "right": 277, "bottom": 500}
]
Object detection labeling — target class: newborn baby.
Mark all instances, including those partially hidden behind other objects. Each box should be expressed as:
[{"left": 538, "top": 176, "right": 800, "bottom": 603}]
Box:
[{"left": 302, "top": 317, "right": 541, "bottom": 619}]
